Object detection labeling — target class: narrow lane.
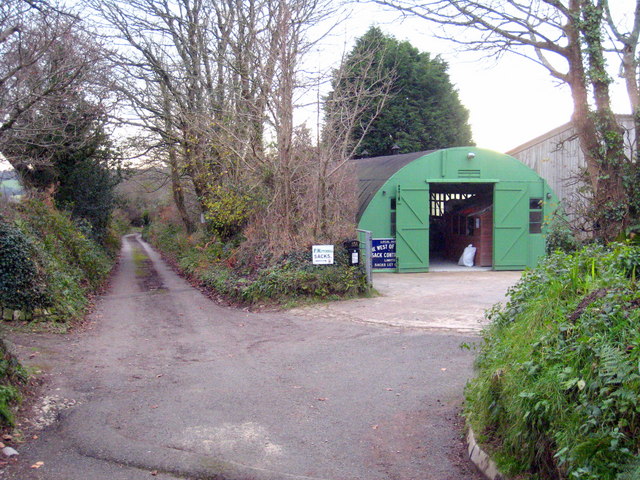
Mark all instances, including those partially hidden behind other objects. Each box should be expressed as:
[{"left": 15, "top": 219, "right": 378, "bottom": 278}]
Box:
[{"left": 4, "top": 234, "right": 485, "bottom": 479}]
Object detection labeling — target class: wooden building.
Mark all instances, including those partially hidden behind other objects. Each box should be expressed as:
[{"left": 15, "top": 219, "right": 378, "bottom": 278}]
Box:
[{"left": 507, "top": 115, "right": 636, "bottom": 223}]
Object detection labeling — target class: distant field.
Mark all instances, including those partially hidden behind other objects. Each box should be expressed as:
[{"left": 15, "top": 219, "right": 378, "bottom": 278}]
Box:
[{"left": 0, "top": 179, "right": 22, "bottom": 195}]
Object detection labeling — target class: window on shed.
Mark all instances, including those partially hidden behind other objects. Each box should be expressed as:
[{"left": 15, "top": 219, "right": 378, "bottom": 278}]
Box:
[
  {"left": 529, "top": 198, "right": 543, "bottom": 234},
  {"left": 467, "top": 217, "right": 475, "bottom": 236},
  {"left": 390, "top": 198, "right": 396, "bottom": 236}
]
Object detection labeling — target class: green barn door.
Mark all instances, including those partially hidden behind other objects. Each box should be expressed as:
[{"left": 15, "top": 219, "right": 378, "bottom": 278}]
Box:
[
  {"left": 494, "top": 182, "right": 528, "bottom": 270},
  {"left": 396, "top": 184, "right": 429, "bottom": 272}
]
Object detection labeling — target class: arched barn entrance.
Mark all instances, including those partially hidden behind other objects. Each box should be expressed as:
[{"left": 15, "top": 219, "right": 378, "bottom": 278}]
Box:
[{"left": 356, "top": 147, "right": 558, "bottom": 272}]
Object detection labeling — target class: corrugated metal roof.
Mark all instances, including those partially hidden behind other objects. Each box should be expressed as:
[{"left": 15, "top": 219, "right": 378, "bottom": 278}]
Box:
[{"left": 354, "top": 150, "right": 434, "bottom": 220}]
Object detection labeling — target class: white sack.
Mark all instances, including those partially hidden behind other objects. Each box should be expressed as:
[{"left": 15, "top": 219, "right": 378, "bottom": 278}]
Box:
[{"left": 458, "top": 244, "right": 477, "bottom": 267}]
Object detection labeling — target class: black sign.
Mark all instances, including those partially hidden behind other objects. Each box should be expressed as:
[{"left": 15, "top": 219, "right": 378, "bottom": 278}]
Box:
[{"left": 371, "top": 238, "right": 396, "bottom": 269}]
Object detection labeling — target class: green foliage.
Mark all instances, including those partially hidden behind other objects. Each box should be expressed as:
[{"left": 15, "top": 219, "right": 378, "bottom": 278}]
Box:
[
  {"left": 20, "top": 200, "right": 111, "bottom": 290},
  {"left": 5, "top": 92, "right": 121, "bottom": 243},
  {"left": 103, "top": 209, "right": 131, "bottom": 257},
  {"left": 203, "top": 185, "right": 253, "bottom": 240},
  {"left": 0, "top": 219, "right": 50, "bottom": 311},
  {"left": 545, "top": 211, "right": 580, "bottom": 254},
  {"left": 465, "top": 244, "right": 640, "bottom": 480},
  {"left": 56, "top": 153, "right": 120, "bottom": 244},
  {"left": 145, "top": 220, "right": 370, "bottom": 306},
  {"left": 1, "top": 199, "right": 114, "bottom": 323},
  {"left": 0, "top": 339, "right": 26, "bottom": 426},
  {"left": 238, "top": 248, "right": 369, "bottom": 303},
  {"left": 331, "top": 26, "right": 474, "bottom": 157}
]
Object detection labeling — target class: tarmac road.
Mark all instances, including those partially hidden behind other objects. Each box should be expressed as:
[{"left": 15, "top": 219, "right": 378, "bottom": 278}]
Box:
[{"left": 1, "top": 234, "right": 517, "bottom": 480}]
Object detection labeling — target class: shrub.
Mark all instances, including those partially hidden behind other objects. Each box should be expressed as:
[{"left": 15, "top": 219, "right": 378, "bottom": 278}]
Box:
[
  {"left": 203, "top": 184, "right": 254, "bottom": 240},
  {"left": 0, "top": 339, "right": 26, "bottom": 426},
  {"left": 0, "top": 220, "right": 50, "bottom": 311},
  {"left": 465, "top": 244, "right": 640, "bottom": 480},
  {"left": 545, "top": 211, "right": 579, "bottom": 254},
  {"left": 145, "top": 220, "right": 369, "bottom": 306}
]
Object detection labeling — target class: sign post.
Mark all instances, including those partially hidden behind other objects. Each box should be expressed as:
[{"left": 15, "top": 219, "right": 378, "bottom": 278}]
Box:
[{"left": 312, "top": 245, "right": 334, "bottom": 265}]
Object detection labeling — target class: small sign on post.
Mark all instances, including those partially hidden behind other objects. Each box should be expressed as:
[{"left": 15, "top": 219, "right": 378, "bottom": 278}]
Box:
[{"left": 312, "top": 245, "right": 334, "bottom": 265}]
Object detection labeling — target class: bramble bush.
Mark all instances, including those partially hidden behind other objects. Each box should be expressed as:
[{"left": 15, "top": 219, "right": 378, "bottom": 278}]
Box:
[{"left": 465, "top": 243, "right": 640, "bottom": 480}]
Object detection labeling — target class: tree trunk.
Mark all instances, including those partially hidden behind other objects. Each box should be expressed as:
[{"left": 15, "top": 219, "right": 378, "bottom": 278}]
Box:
[
  {"left": 169, "top": 148, "right": 194, "bottom": 234},
  {"left": 566, "top": 0, "right": 628, "bottom": 240},
  {"left": 162, "top": 84, "right": 195, "bottom": 234}
]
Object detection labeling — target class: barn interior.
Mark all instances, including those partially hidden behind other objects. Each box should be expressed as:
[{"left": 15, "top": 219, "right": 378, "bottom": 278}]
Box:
[{"left": 429, "top": 183, "right": 494, "bottom": 268}]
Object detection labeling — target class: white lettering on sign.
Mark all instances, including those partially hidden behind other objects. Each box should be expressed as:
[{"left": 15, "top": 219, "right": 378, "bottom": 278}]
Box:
[{"left": 312, "top": 245, "right": 334, "bottom": 265}]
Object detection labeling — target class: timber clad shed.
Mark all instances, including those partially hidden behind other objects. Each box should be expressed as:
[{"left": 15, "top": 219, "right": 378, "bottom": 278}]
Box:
[{"left": 356, "top": 147, "right": 557, "bottom": 272}]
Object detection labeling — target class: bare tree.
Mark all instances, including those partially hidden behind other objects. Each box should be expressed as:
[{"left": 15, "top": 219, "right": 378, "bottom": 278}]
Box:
[
  {"left": 367, "top": 0, "right": 640, "bottom": 240},
  {"left": 93, "top": 0, "right": 347, "bottom": 245},
  {"left": 313, "top": 43, "right": 395, "bottom": 239},
  {"left": 0, "top": 1, "right": 117, "bottom": 192},
  {"left": 91, "top": 0, "right": 280, "bottom": 233}
]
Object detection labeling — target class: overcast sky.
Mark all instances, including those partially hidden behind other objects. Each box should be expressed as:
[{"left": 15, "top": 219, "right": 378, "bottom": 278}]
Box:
[
  {"left": 1, "top": 1, "right": 634, "bottom": 171},
  {"left": 303, "top": 1, "right": 633, "bottom": 153}
]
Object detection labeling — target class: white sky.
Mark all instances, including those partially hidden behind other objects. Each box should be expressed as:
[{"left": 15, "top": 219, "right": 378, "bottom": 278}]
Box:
[
  {"left": 1, "top": 1, "right": 634, "bottom": 171},
  {"left": 301, "top": 2, "right": 633, "bottom": 153}
]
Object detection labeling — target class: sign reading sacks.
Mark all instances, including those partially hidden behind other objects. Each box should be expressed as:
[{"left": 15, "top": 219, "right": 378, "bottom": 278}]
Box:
[{"left": 312, "top": 245, "right": 334, "bottom": 265}]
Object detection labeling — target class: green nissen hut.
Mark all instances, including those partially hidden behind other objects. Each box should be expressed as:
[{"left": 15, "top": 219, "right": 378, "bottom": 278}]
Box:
[{"left": 356, "top": 147, "right": 557, "bottom": 272}]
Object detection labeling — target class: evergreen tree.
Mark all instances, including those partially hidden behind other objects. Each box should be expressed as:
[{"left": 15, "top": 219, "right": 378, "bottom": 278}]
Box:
[
  {"left": 332, "top": 26, "right": 473, "bottom": 157},
  {"left": 3, "top": 94, "right": 120, "bottom": 243}
]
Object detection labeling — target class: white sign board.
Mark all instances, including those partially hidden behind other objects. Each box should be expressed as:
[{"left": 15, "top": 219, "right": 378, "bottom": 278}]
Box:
[{"left": 312, "top": 245, "right": 334, "bottom": 265}]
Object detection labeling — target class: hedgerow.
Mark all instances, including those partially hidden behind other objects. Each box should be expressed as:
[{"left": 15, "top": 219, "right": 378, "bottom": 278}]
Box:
[
  {"left": 0, "top": 220, "right": 50, "bottom": 311},
  {"left": 1, "top": 198, "right": 116, "bottom": 322},
  {"left": 144, "top": 220, "right": 370, "bottom": 306},
  {"left": 465, "top": 243, "right": 640, "bottom": 480}
]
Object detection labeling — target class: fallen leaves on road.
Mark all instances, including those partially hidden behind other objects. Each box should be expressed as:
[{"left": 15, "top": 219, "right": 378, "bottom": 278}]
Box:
[{"left": 30, "top": 461, "right": 44, "bottom": 469}]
